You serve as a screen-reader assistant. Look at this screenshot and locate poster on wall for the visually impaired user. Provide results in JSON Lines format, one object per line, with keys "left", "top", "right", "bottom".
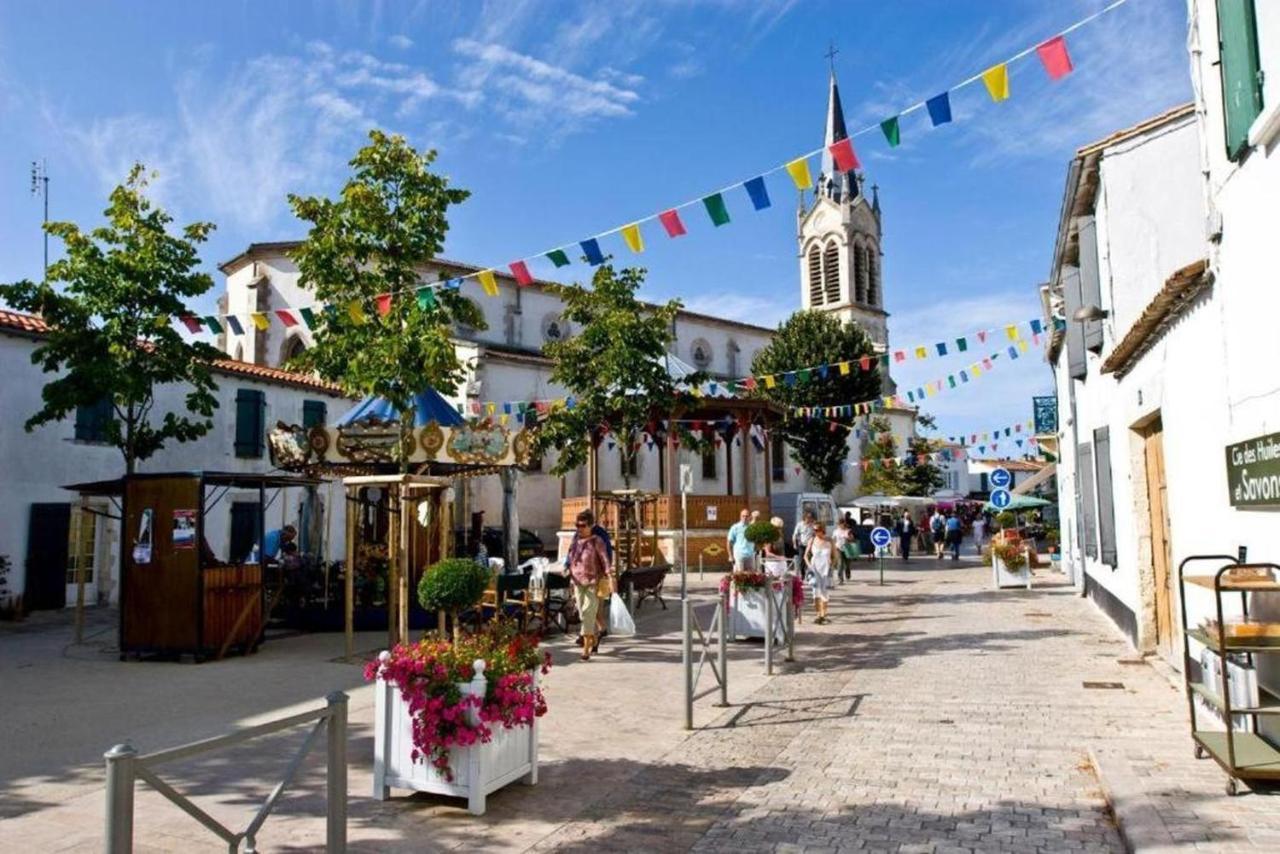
{"left": 1033, "top": 396, "right": 1058, "bottom": 434}
{"left": 132, "top": 509, "right": 153, "bottom": 564}
{"left": 705, "top": 505, "right": 718, "bottom": 522}
{"left": 172, "top": 509, "right": 197, "bottom": 550}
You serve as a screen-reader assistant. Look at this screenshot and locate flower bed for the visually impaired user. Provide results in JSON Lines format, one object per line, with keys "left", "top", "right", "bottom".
{"left": 370, "top": 621, "right": 550, "bottom": 815}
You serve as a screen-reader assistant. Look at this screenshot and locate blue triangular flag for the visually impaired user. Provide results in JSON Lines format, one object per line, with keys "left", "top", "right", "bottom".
{"left": 935, "top": 342, "right": 947, "bottom": 356}
{"left": 743, "top": 176, "right": 771, "bottom": 211}
{"left": 1030, "top": 318, "right": 1043, "bottom": 335}
{"left": 818, "top": 364, "right": 829, "bottom": 379}
{"left": 926, "top": 92, "right": 952, "bottom": 127}
{"left": 225, "top": 316, "right": 244, "bottom": 336}
{"left": 580, "top": 238, "right": 604, "bottom": 266}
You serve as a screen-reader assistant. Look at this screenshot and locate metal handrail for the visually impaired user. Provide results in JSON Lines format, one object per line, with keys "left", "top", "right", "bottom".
{"left": 683, "top": 594, "right": 729, "bottom": 729}
{"left": 104, "top": 692, "right": 348, "bottom": 854}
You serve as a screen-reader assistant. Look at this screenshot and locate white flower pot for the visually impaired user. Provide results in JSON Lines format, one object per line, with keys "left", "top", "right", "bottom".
{"left": 992, "top": 555, "right": 1031, "bottom": 590}
{"left": 729, "top": 587, "right": 787, "bottom": 642}
{"left": 373, "top": 656, "right": 539, "bottom": 815}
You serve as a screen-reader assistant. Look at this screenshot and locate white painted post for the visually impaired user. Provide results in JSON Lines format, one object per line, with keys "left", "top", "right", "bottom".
{"left": 523, "top": 668, "right": 539, "bottom": 786}
{"left": 372, "top": 652, "right": 390, "bottom": 801}
{"left": 716, "top": 592, "right": 729, "bottom": 708}
{"left": 764, "top": 583, "right": 775, "bottom": 675}
{"left": 466, "top": 660, "right": 487, "bottom": 816}
{"left": 785, "top": 578, "right": 796, "bottom": 663}
{"left": 104, "top": 743, "right": 137, "bottom": 854}
{"left": 326, "top": 691, "right": 348, "bottom": 853}
{"left": 682, "top": 598, "right": 693, "bottom": 730}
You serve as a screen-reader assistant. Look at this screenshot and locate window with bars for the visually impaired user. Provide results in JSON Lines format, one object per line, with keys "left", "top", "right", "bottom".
{"left": 807, "top": 245, "right": 823, "bottom": 306}
{"left": 822, "top": 241, "right": 841, "bottom": 304}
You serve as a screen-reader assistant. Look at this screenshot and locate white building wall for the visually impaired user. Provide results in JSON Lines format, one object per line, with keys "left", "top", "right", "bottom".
{"left": 0, "top": 328, "right": 350, "bottom": 610}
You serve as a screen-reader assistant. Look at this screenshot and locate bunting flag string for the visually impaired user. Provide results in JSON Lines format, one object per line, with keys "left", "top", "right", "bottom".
{"left": 160, "top": 2, "right": 1128, "bottom": 336}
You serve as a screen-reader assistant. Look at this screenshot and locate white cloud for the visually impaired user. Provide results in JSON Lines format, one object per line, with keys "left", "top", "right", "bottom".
{"left": 388, "top": 34, "right": 414, "bottom": 50}
{"left": 678, "top": 292, "right": 791, "bottom": 329}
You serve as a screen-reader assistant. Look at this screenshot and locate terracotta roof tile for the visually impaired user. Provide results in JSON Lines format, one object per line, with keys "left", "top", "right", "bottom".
{"left": 1, "top": 307, "right": 345, "bottom": 395}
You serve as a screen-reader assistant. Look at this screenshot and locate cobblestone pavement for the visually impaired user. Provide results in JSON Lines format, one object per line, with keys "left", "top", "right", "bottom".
{"left": 3, "top": 559, "right": 1279, "bottom": 852}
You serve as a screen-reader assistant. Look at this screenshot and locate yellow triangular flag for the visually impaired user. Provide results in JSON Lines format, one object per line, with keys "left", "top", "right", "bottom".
{"left": 838, "top": 361, "right": 850, "bottom": 376}
{"left": 1005, "top": 324, "right": 1020, "bottom": 341}
{"left": 1018, "top": 340, "right": 1029, "bottom": 353}
{"left": 764, "top": 375, "right": 777, "bottom": 389}
{"left": 972, "top": 364, "right": 982, "bottom": 377}
{"left": 500, "top": 414, "right": 509, "bottom": 426}
{"left": 477, "top": 270, "right": 498, "bottom": 296}
{"left": 981, "top": 64, "right": 1010, "bottom": 102}
{"left": 155, "top": 315, "right": 170, "bottom": 329}
{"left": 347, "top": 302, "right": 366, "bottom": 324}
{"left": 924, "top": 385, "right": 935, "bottom": 397}
{"left": 485, "top": 403, "right": 496, "bottom": 416}
{"left": 622, "top": 223, "right": 644, "bottom": 253}
{"left": 251, "top": 312, "right": 271, "bottom": 331}
{"left": 784, "top": 157, "right": 813, "bottom": 190}
{"left": 914, "top": 346, "right": 927, "bottom": 360}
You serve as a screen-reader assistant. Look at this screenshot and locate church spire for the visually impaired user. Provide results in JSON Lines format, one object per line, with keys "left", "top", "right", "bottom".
{"left": 819, "top": 57, "right": 853, "bottom": 201}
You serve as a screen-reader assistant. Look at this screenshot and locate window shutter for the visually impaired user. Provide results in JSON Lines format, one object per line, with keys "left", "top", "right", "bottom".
{"left": 75, "top": 398, "right": 113, "bottom": 442}
{"left": 1093, "top": 427, "right": 1118, "bottom": 566}
{"left": 1078, "top": 443, "right": 1098, "bottom": 559}
{"left": 823, "top": 241, "right": 840, "bottom": 304}
{"left": 74, "top": 404, "right": 92, "bottom": 441}
{"left": 1077, "top": 217, "right": 1104, "bottom": 352}
{"left": 1062, "top": 266, "right": 1087, "bottom": 380}
{"left": 302, "top": 400, "right": 327, "bottom": 430}
{"left": 807, "top": 246, "right": 823, "bottom": 306}
{"left": 235, "top": 389, "right": 265, "bottom": 458}
{"left": 1217, "top": 0, "right": 1263, "bottom": 160}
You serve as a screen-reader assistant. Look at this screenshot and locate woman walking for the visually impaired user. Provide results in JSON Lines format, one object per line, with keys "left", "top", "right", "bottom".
{"left": 805, "top": 523, "right": 835, "bottom": 624}
{"left": 566, "top": 511, "right": 613, "bottom": 661}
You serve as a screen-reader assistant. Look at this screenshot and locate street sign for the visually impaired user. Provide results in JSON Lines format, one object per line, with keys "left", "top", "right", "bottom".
{"left": 990, "top": 488, "right": 1012, "bottom": 510}
{"left": 989, "top": 467, "right": 1012, "bottom": 489}
{"left": 870, "top": 526, "right": 892, "bottom": 549}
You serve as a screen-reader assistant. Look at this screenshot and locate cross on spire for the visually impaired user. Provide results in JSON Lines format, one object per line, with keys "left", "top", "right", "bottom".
{"left": 825, "top": 41, "right": 839, "bottom": 75}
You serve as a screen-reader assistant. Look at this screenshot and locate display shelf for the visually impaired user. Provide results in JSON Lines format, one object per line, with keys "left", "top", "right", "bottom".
{"left": 1184, "top": 575, "right": 1280, "bottom": 592}
{"left": 1192, "top": 731, "right": 1280, "bottom": 776}
{"left": 1186, "top": 628, "right": 1280, "bottom": 654}
{"left": 1188, "top": 680, "right": 1280, "bottom": 716}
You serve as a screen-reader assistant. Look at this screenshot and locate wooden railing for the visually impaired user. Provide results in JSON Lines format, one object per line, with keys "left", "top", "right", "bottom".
{"left": 560, "top": 495, "right": 769, "bottom": 530}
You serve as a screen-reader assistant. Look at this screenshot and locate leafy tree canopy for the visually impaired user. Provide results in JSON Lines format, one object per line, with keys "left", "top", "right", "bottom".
{"left": 0, "top": 164, "right": 220, "bottom": 474}
{"left": 533, "top": 263, "right": 694, "bottom": 486}
{"left": 288, "top": 130, "right": 485, "bottom": 462}
{"left": 752, "top": 311, "right": 880, "bottom": 492}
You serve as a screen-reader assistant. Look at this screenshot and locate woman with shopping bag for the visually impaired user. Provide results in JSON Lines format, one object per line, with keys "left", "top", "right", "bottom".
{"left": 566, "top": 511, "right": 614, "bottom": 661}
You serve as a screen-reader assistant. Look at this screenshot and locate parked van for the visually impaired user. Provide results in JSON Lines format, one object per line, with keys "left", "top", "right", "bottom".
{"left": 769, "top": 492, "right": 838, "bottom": 556}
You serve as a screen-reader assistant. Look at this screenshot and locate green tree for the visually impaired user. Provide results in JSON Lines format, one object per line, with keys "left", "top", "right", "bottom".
{"left": 533, "top": 263, "right": 692, "bottom": 487}
{"left": 857, "top": 415, "right": 904, "bottom": 495}
{"left": 0, "top": 165, "right": 219, "bottom": 475}
{"left": 752, "top": 311, "right": 880, "bottom": 491}
{"left": 901, "top": 436, "right": 945, "bottom": 496}
{"left": 288, "top": 130, "right": 484, "bottom": 469}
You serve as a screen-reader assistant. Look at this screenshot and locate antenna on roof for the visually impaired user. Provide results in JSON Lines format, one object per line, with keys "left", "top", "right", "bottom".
{"left": 30, "top": 159, "right": 50, "bottom": 281}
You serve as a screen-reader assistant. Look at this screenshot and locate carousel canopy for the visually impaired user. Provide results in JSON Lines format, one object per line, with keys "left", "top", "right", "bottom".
{"left": 337, "top": 388, "right": 463, "bottom": 428}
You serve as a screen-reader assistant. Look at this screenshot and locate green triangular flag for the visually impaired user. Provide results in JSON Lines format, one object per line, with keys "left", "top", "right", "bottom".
{"left": 203, "top": 316, "right": 223, "bottom": 334}
{"left": 797, "top": 368, "right": 811, "bottom": 384}
{"left": 417, "top": 287, "right": 436, "bottom": 310}
{"left": 881, "top": 116, "right": 901, "bottom": 148}
{"left": 299, "top": 307, "right": 317, "bottom": 329}
{"left": 956, "top": 337, "right": 968, "bottom": 352}
{"left": 702, "top": 193, "right": 730, "bottom": 227}
{"left": 880, "top": 353, "right": 890, "bottom": 367}
{"left": 546, "top": 249, "right": 571, "bottom": 268}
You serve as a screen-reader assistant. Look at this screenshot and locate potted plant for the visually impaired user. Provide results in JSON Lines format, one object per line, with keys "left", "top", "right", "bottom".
{"left": 744, "top": 520, "right": 780, "bottom": 561}
{"left": 418, "top": 557, "right": 491, "bottom": 642}
{"left": 991, "top": 541, "right": 1031, "bottom": 589}
{"left": 370, "top": 619, "right": 550, "bottom": 815}
{"left": 720, "top": 570, "right": 787, "bottom": 641}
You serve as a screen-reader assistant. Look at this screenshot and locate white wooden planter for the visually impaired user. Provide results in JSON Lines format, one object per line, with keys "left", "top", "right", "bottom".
{"left": 729, "top": 587, "right": 786, "bottom": 642}
{"left": 373, "top": 654, "right": 538, "bottom": 815}
{"left": 992, "top": 555, "right": 1032, "bottom": 590}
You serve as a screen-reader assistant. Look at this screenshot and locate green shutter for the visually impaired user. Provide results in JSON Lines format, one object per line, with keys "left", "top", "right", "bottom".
{"left": 302, "top": 400, "right": 327, "bottom": 429}
{"left": 75, "top": 398, "right": 113, "bottom": 443}
{"left": 235, "top": 389, "right": 265, "bottom": 458}
{"left": 1217, "top": 0, "right": 1264, "bottom": 160}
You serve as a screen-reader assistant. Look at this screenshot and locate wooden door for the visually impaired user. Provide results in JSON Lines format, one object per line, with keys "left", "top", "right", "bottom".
{"left": 25, "top": 504, "right": 70, "bottom": 611}
{"left": 1144, "top": 425, "right": 1174, "bottom": 657}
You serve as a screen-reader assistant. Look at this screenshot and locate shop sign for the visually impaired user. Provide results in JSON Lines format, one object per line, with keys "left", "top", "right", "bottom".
{"left": 1226, "top": 431, "right": 1280, "bottom": 507}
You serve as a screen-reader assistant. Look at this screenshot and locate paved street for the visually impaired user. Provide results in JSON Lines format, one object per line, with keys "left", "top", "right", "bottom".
{"left": 3, "top": 558, "right": 1278, "bottom": 852}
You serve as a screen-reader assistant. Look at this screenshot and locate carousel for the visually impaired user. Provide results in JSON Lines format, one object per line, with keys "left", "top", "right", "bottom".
{"left": 269, "top": 387, "right": 534, "bottom": 659}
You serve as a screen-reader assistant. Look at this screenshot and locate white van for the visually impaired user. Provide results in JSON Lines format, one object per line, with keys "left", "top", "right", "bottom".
{"left": 769, "top": 492, "right": 838, "bottom": 556}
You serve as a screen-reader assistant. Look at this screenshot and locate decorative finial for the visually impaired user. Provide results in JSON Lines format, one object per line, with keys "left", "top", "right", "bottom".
{"left": 825, "top": 42, "right": 839, "bottom": 75}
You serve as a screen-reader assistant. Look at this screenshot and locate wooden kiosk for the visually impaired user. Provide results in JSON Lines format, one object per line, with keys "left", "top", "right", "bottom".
{"left": 65, "top": 471, "right": 319, "bottom": 661}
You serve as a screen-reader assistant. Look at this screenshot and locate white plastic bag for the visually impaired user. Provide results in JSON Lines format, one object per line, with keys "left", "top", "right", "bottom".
{"left": 608, "top": 592, "right": 636, "bottom": 636}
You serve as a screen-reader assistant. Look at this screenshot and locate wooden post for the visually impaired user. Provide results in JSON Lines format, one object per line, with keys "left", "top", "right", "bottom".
{"left": 500, "top": 468, "right": 520, "bottom": 574}
{"left": 763, "top": 421, "right": 773, "bottom": 501}
{"left": 398, "top": 485, "right": 411, "bottom": 645}
{"left": 740, "top": 421, "right": 752, "bottom": 505}
{"left": 387, "top": 484, "right": 401, "bottom": 650}
{"left": 725, "top": 433, "right": 734, "bottom": 496}
{"left": 344, "top": 485, "right": 356, "bottom": 662}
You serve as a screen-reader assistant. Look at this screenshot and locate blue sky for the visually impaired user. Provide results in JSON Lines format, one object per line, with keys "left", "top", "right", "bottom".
{"left": 0, "top": 0, "right": 1191, "bottom": 447}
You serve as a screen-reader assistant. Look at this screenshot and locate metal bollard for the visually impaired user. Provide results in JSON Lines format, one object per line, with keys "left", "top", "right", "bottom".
{"left": 682, "top": 598, "right": 693, "bottom": 730}
{"left": 764, "top": 580, "right": 775, "bottom": 675}
{"left": 785, "top": 582, "right": 796, "bottom": 663}
{"left": 326, "top": 691, "right": 348, "bottom": 853}
{"left": 716, "top": 593, "right": 729, "bottom": 707}
{"left": 104, "top": 743, "right": 137, "bottom": 854}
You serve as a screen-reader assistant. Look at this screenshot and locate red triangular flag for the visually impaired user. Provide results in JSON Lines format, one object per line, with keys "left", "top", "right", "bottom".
{"left": 179, "top": 315, "right": 202, "bottom": 333}
{"left": 828, "top": 138, "right": 860, "bottom": 172}
{"left": 977, "top": 330, "right": 987, "bottom": 343}
{"left": 859, "top": 355, "right": 871, "bottom": 371}
{"left": 1036, "top": 36, "right": 1073, "bottom": 81}
{"left": 375, "top": 294, "right": 393, "bottom": 316}
{"left": 275, "top": 309, "right": 298, "bottom": 328}
{"left": 658, "top": 209, "right": 687, "bottom": 238}
{"left": 509, "top": 261, "right": 533, "bottom": 286}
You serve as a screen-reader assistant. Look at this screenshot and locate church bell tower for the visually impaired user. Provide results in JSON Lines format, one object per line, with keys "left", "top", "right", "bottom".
{"left": 797, "top": 68, "right": 888, "bottom": 353}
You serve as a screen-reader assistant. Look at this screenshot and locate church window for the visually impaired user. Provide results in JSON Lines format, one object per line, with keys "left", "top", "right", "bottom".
{"left": 822, "top": 241, "right": 840, "bottom": 304}
{"left": 853, "top": 245, "right": 866, "bottom": 303}
{"left": 807, "top": 245, "right": 823, "bottom": 306}
{"left": 281, "top": 334, "right": 307, "bottom": 365}
{"left": 868, "top": 251, "right": 880, "bottom": 306}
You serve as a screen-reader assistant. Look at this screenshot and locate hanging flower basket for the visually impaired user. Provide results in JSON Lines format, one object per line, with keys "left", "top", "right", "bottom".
{"left": 370, "top": 621, "right": 550, "bottom": 815}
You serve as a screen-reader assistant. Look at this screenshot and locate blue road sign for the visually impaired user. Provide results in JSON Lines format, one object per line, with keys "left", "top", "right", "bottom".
{"left": 870, "top": 526, "right": 893, "bottom": 549}
{"left": 989, "top": 467, "right": 1012, "bottom": 489}
{"left": 990, "top": 488, "right": 1012, "bottom": 510}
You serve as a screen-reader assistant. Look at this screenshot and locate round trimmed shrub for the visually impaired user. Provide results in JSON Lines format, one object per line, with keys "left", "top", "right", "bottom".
{"left": 744, "top": 521, "right": 780, "bottom": 549}
{"left": 418, "top": 558, "right": 491, "bottom": 614}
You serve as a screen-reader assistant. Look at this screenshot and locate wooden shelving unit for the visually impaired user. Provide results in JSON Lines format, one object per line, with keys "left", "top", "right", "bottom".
{"left": 1178, "top": 557, "right": 1280, "bottom": 795}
